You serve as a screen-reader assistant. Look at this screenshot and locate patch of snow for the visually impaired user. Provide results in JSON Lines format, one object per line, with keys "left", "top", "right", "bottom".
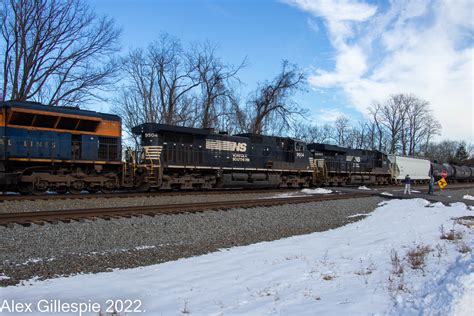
{"left": 347, "top": 213, "right": 371, "bottom": 218}
{"left": 452, "top": 268, "right": 474, "bottom": 316}
{"left": 358, "top": 186, "right": 371, "bottom": 190}
{"left": 1, "top": 199, "right": 472, "bottom": 315}
{"left": 268, "top": 192, "right": 306, "bottom": 199}
{"left": 381, "top": 192, "right": 394, "bottom": 196}
{"left": 463, "top": 195, "right": 474, "bottom": 201}
{"left": 270, "top": 188, "right": 332, "bottom": 199}
{"left": 134, "top": 245, "right": 156, "bottom": 250}
{"left": 394, "top": 253, "right": 474, "bottom": 315}
{"left": 0, "top": 273, "right": 10, "bottom": 280}
{"left": 301, "top": 188, "right": 332, "bottom": 194}
{"left": 19, "top": 258, "right": 44, "bottom": 265}
{"left": 411, "top": 190, "right": 421, "bottom": 193}
{"left": 0, "top": 191, "right": 20, "bottom": 195}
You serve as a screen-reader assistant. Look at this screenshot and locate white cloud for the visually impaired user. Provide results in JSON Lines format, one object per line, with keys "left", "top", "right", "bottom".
{"left": 286, "top": 0, "right": 377, "bottom": 22}
{"left": 314, "top": 108, "right": 346, "bottom": 122}
{"left": 306, "top": 17, "right": 319, "bottom": 33}
{"left": 289, "top": 0, "right": 474, "bottom": 141}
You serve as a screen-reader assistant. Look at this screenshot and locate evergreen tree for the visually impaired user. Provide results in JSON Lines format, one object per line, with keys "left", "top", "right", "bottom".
{"left": 454, "top": 142, "right": 469, "bottom": 164}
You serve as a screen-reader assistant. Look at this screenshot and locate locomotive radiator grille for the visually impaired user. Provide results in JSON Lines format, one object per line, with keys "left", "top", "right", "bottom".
{"left": 144, "top": 146, "right": 163, "bottom": 160}
{"left": 309, "top": 157, "right": 324, "bottom": 169}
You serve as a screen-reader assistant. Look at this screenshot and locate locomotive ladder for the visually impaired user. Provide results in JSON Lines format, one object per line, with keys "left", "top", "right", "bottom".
{"left": 144, "top": 146, "right": 162, "bottom": 186}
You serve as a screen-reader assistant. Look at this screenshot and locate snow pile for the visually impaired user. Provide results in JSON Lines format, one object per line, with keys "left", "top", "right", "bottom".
{"left": 381, "top": 191, "right": 394, "bottom": 196}
{"left": 358, "top": 186, "right": 371, "bottom": 190}
{"left": 271, "top": 188, "right": 332, "bottom": 199}
{"left": 463, "top": 195, "right": 474, "bottom": 201}
{"left": 269, "top": 192, "right": 305, "bottom": 199}
{"left": 1, "top": 199, "right": 472, "bottom": 315}
{"left": 301, "top": 188, "right": 332, "bottom": 194}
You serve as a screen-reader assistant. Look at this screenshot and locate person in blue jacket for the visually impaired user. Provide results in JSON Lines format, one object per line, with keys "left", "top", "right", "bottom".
{"left": 428, "top": 175, "right": 434, "bottom": 195}
{"left": 404, "top": 174, "right": 411, "bottom": 195}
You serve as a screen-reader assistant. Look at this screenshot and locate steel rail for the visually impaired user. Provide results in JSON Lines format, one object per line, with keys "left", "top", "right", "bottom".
{"left": 2, "top": 183, "right": 472, "bottom": 202}
{"left": 0, "top": 193, "right": 373, "bottom": 227}
{"left": 0, "top": 188, "right": 301, "bottom": 202}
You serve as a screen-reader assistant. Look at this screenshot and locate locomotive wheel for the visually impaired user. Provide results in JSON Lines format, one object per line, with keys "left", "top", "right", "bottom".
{"left": 18, "top": 183, "right": 33, "bottom": 195}
{"left": 100, "top": 181, "right": 116, "bottom": 194}
{"left": 69, "top": 181, "right": 85, "bottom": 195}
{"left": 32, "top": 181, "right": 48, "bottom": 195}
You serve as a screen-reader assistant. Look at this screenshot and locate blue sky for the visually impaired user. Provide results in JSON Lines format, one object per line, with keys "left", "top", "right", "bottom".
{"left": 89, "top": 0, "right": 473, "bottom": 141}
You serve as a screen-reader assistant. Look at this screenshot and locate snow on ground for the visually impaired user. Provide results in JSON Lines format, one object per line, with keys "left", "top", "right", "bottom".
{"left": 463, "top": 194, "right": 474, "bottom": 201}
{"left": 271, "top": 188, "right": 333, "bottom": 198}
{"left": 301, "top": 188, "right": 332, "bottom": 194}
{"left": 381, "top": 191, "right": 394, "bottom": 196}
{"left": 1, "top": 199, "right": 473, "bottom": 316}
{"left": 358, "top": 186, "right": 371, "bottom": 190}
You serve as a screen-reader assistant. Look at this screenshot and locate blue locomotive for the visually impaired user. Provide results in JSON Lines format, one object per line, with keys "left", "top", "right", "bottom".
{"left": 0, "top": 101, "right": 122, "bottom": 194}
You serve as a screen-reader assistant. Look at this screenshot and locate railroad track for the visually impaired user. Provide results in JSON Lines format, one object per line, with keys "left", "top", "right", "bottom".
{"left": 0, "top": 192, "right": 372, "bottom": 227}
{"left": 0, "top": 188, "right": 301, "bottom": 202}
{"left": 1, "top": 183, "right": 472, "bottom": 203}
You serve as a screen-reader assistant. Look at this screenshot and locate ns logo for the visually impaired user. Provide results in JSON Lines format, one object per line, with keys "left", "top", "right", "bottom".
{"left": 233, "top": 142, "right": 247, "bottom": 152}
{"left": 206, "top": 139, "right": 248, "bottom": 152}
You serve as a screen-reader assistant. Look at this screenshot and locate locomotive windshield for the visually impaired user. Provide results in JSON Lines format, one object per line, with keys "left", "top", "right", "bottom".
{"left": 296, "top": 143, "right": 304, "bottom": 152}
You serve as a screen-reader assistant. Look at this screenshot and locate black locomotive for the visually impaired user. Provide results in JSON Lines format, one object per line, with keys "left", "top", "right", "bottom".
{"left": 131, "top": 123, "right": 315, "bottom": 189}
{"left": 307, "top": 143, "right": 392, "bottom": 185}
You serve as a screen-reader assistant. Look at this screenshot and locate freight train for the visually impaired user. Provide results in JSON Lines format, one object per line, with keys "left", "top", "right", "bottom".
{"left": 0, "top": 101, "right": 472, "bottom": 194}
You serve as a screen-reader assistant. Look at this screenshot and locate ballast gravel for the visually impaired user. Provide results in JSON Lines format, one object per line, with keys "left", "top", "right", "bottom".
{"left": 0, "top": 196, "right": 384, "bottom": 286}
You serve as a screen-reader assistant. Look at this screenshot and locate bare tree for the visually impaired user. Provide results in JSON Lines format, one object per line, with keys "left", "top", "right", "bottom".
{"left": 401, "top": 95, "right": 437, "bottom": 155}
{"left": 117, "top": 33, "right": 200, "bottom": 128}
{"left": 418, "top": 109, "right": 441, "bottom": 154}
{"left": 369, "top": 94, "right": 441, "bottom": 156}
{"left": 424, "top": 140, "right": 460, "bottom": 163}
{"left": 368, "top": 103, "right": 386, "bottom": 152}
{"left": 374, "top": 95, "right": 408, "bottom": 154}
{"left": 355, "top": 121, "right": 369, "bottom": 149}
{"left": 0, "top": 0, "right": 121, "bottom": 106}
{"left": 191, "top": 41, "right": 245, "bottom": 128}
{"left": 116, "top": 33, "right": 247, "bottom": 139}
{"left": 292, "top": 123, "right": 334, "bottom": 144}
{"left": 334, "top": 115, "right": 350, "bottom": 146}
{"left": 245, "top": 60, "right": 306, "bottom": 134}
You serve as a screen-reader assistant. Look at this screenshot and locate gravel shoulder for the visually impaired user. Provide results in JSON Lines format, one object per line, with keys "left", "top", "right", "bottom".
{"left": 0, "top": 196, "right": 383, "bottom": 286}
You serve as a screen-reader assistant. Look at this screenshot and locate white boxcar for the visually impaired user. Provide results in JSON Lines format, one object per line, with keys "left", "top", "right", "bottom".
{"left": 388, "top": 155, "right": 431, "bottom": 181}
